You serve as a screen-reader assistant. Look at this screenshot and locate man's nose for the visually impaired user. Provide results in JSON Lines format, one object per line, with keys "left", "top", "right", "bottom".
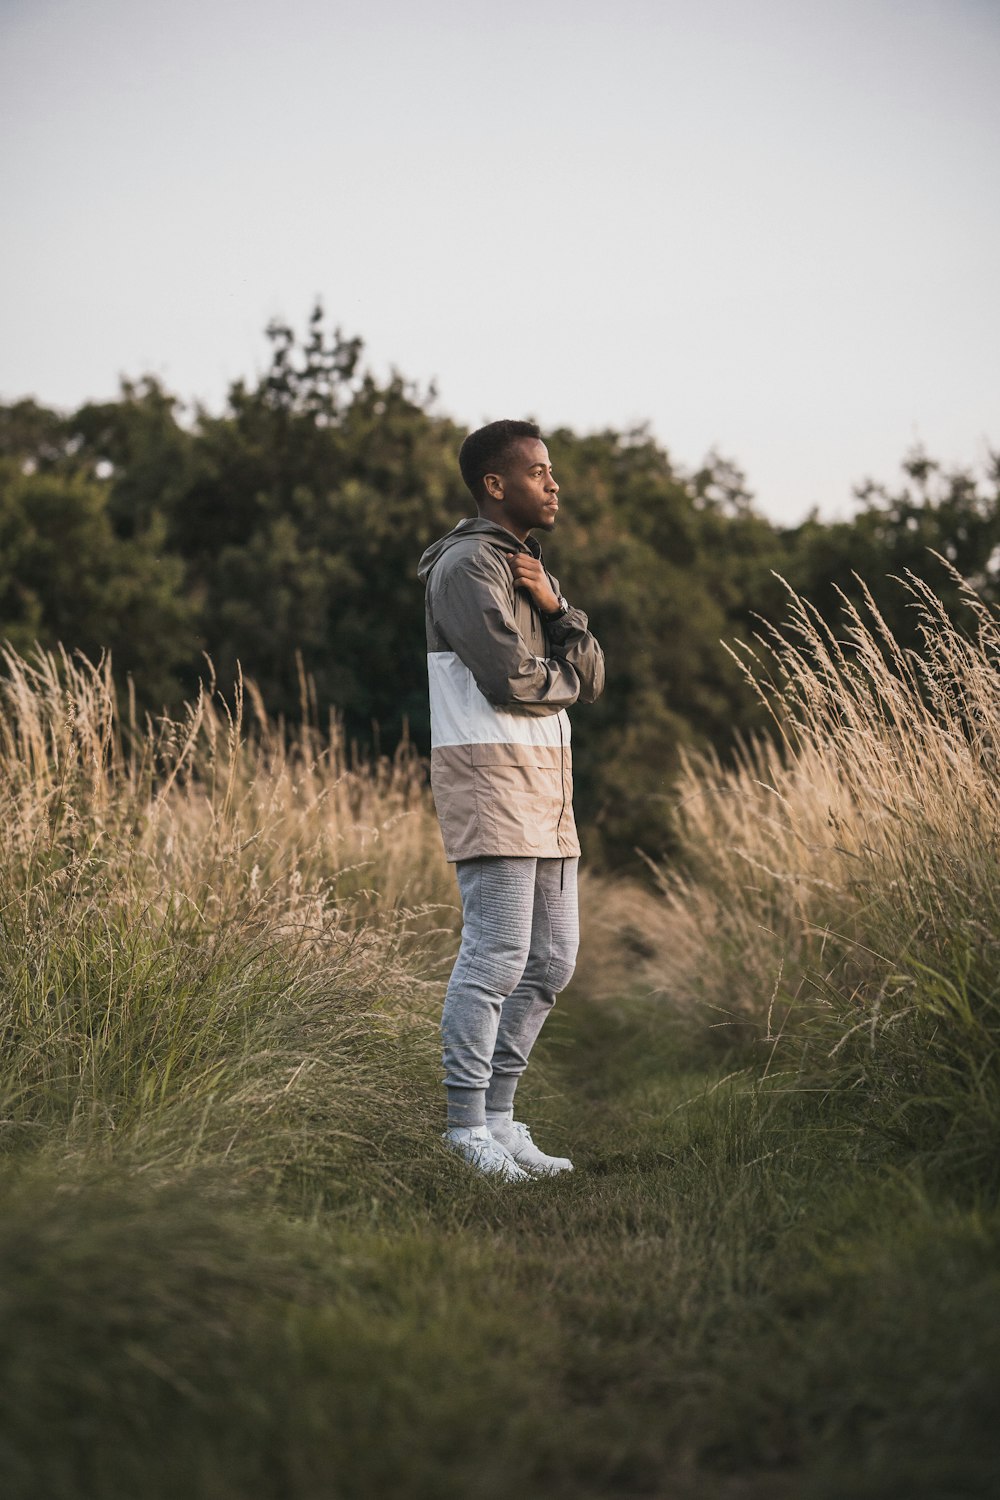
{"left": 547, "top": 474, "right": 559, "bottom": 492}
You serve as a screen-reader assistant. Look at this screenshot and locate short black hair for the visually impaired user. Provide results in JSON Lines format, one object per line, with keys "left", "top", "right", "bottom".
{"left": 458, "top": 419, "right": 541, "bottom": 505}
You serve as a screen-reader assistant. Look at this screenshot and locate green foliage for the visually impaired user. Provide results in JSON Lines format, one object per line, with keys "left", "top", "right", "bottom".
{"left": 542, "top": 428, "right": 755, "bottom": 855}
{"left": 0, "top": 458, "right": 195, "bottom": 705}
{"left": 783, "top": 450, "right": 1000, "bottom": 650}
{"left": 3, "top": 307, "right": 998, "bottom": 865}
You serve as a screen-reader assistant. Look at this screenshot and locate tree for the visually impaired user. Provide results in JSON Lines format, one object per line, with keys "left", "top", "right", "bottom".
{"left": 0, "top": 460, "right": 195, "bottom": 705}
{"left": 2, "top": 307, "right": 996, "bottom": 869}
{"left": 782, "top": 449, "right": 1000, "bottom": 652}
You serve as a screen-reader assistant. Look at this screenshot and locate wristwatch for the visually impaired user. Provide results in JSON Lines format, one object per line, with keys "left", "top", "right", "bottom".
{"left": 543, "top": 595, "right": 569, "bottom": 622}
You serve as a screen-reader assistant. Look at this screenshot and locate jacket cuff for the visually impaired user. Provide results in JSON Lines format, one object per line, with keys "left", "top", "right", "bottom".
{"left": 545, "top": 605, "right": 589, "bottom": 642}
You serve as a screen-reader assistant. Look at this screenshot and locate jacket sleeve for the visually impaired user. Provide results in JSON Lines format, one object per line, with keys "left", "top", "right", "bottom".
{"left": 433, "top": 550, "right": 581, "bottom": 716}
{"left": 545, "top": 599, "right": 606, "bottom": 705}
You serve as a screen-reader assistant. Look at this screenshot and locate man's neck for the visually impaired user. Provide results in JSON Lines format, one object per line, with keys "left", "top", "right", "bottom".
{"left": 477, "top": 506, "right": 529, "bottom": 544}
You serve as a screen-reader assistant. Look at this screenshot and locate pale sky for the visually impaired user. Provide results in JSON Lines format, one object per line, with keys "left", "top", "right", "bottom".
{"left": 1, "top": 0, "right": 998, "bottom": 523}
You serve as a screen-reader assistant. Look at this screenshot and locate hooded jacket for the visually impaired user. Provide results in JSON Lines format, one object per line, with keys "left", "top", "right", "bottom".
{"left": 417, "top": 517, "right": 605, "bottom": 861}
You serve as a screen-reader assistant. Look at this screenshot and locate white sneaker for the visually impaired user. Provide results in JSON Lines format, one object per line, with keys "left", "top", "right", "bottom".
{"left": 487, "top": 1118, "right": 574, "bottom": 1176}
{"left": 442, "top": 1125, "right": 530, "bottom": 1182}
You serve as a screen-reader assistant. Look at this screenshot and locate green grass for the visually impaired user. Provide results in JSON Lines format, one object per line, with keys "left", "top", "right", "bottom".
{"left": 2, "top": 995, "right": 998, "bottom": 1500}
{"left": 2, "top": 639, "right": 999, "bottom": 1498}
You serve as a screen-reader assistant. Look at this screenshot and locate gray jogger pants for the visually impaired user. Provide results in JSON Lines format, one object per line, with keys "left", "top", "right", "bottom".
{"left": 441, "top": 856, "right": 580, "bottom": 1127}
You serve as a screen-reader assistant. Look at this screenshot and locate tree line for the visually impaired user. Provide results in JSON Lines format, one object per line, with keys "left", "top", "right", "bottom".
{"left": 2, "top": 304, "right": 998, "bottom": 866}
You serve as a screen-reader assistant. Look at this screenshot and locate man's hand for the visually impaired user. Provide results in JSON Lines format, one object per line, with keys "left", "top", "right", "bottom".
{"left": 508, "top": 554, "right": 561, "bottom": 615}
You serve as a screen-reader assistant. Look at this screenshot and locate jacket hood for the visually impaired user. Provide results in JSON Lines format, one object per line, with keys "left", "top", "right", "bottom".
{"left": 417, "top": 517, "right": 536, "bottom": 582}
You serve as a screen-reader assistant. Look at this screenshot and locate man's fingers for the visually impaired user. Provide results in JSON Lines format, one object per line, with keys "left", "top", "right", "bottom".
{"left": 508, "top": 557, "right": 549, "bottom": 606}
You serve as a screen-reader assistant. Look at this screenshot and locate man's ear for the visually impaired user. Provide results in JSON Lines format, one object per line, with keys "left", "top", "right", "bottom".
{"left": 483, "top": 471, "right": 504, "bottom": 502}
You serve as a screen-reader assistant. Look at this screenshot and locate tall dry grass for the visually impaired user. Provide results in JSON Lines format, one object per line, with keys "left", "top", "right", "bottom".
{"left": 0, "top": 646, "right": 455, "bottom": 1199}
{"left": 2, "top": 643, "right": 999, "bottom": 1500}
{"left": 645, "top": 565, "right": 1000, "bottom": 1179}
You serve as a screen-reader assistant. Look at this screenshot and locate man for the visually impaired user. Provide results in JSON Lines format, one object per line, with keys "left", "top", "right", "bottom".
{"left": 417, "top": 419, "right": 605, "bottom": 1181}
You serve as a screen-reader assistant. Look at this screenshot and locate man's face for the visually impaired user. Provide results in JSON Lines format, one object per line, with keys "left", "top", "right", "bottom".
{"left": 487, "top": 438, "right": 560, "bottom": 535}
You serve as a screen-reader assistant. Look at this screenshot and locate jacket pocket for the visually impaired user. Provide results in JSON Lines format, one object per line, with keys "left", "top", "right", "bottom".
{"left": 468, "top": 743, "right": 564, "bottom": 854}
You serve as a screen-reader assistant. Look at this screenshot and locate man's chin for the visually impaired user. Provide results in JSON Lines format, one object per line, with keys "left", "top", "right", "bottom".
{"left": 538, "top": 516, "right": 557, "bottom": 532}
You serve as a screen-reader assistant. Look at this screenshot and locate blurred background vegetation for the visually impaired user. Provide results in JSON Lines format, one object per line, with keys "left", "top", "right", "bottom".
{"left": 2, "top": 301, "right": 998, "bottom": 867}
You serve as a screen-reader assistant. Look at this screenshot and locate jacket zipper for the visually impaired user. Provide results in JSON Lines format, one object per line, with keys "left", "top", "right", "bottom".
{"left": 543, "top": 563, "right": 568, "bottom": 892}
{"left": 556, "top": 697, "right": 566, "bottom": 890}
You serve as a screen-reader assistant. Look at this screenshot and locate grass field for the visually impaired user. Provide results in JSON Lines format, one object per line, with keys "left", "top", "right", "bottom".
{"left": 2, "top": 585, "right": 999, "bottom": 1499}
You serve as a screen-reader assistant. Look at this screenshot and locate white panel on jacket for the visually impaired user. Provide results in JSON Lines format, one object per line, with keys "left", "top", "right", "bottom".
{"left": 427, "top": 651, "right": 572, "bottom": 751}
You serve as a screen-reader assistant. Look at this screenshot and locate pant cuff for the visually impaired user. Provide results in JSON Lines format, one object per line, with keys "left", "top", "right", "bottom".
{"left": 446, "top": 1086, "right": 488, "bottom": 1128}
{"left": 484, "top": 1072, "right": 519, "bottom": 1116}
